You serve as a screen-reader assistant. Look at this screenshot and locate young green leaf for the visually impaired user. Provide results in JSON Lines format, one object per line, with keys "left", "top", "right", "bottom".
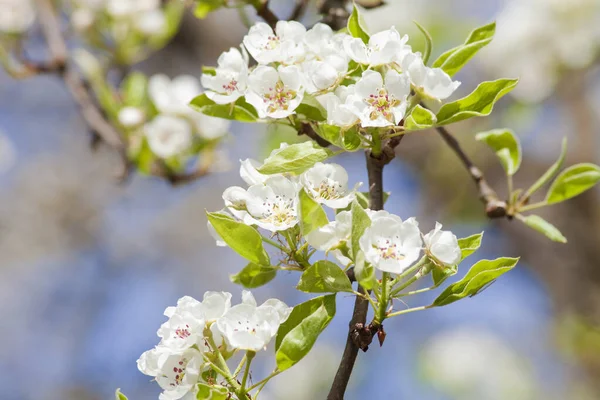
{"left": 196, "top": 383, "right": 229, "bottom": 400}
{"left": 518, "top": 214, "right": 567, "bottom": 243}
{"left": 354, "top": 250, "right": 376, "bottom": 290}
{"left": 475, "top": 129, "right": 522, "bottom": 175}
{"left": 206, "top": 212, "right": 270, "bottom": 266}
{"left": 351, "top": 200, "right": 371, "bottom": 257}
{"left": 347, "top": 4, "right": 370, "bottom": 44}
{"left": 432, "top": 257, "right": 519, "bottom": 307}
{"left": 545, "top": 163, "right": 600, "bottom": 205}
{"left": 299, "top": 189, "right": 329, "bottom": 235}
{"left": 190, "top": 94, "right": 258, "bottom": 122}
{"left": 257, "top": 141, "right": 334, "bottom": 175}
{"left": 297, "top": 260, "right": 353, "bottom": 293}
{"left": 231, "top": 263, "right": 277, "bottom": 288}
{"left": 296, "top": 94, "right": 327, "bottom": 122}
{"left": 457, "top": 232, "right": 484, "bottom": 260}
{"left": 432, "top": 22, "right": 496, "bottom": 76}
{"left": 522, "top": 137, "right": 567, "bottom": 201}
{"left": 432, "top": 264, "right": 457, "bottom": 286}
{"left": 121, "top": 72, "right": 148, "bottom": 107}
{"left": 275, "top": 295, "right": 336, "bottom": 371}
{"left": 342, "top": 126, "right": 362, "bottom": 151}
{"left": 115, "top": 389, "right": 128, "bottom": 400}
{"left": 194, "top": 0, "right": 224, "bottom": 19}
{"left": 316, "top": 124, "right": 343, "bottom": 147}
{"left": 404, "top": 105, "right": 437, "bottom": 131}
{"left": 436, "top": 78, "right": 518, "bottom": 126}
{"left": 413, "top": 21, "right": 433, "bottom": 65}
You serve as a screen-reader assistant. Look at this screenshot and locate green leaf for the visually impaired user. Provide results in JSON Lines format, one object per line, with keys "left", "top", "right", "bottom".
{"left": 299, "top": 189, "right": 329, "bottom": 236}
{"left": 475, "top": 129, "right": 521, "bottom": 175}
{"left": 436, "top": 78, "right": 518, "bottom": 125}
{"left": 546, "top": 163, "right": 600, "bottom": 205}
{"left": 432, "top": 264, "right": 457, "bottom": 286}
{"left": 342, "top": 126, "right": 362, "bottom": 151}
{"left": 351, "top": 200, "right": 371, "bottom": 258}
{"left": 404, "top": 105, "right": 437, "bottom": 131}
{"left": 354, "top": 250, "right": 376, "bottom": 290}
{"left": 519, "top": 214, "right": 567, "bottom": 243}
{"left": 275, "top": 295, "right": 336, "bottom": 371}
{"left": 432, "top": 22, "right": 496, "bottom": 76}
{"left": 522, "top": 137, "right": 567, "bottom": 200}
{"left": 196, "top": 383, "right": 229, "bottom": 400}
{"left": 257, "top": 141, "right": 334, "bottom": 175}
{"left": 121, "top": 72, "right": 148, "bottom": 107}
{"left": 296, "top": 94, "right": 327, "bottom": 122}
{"left": 457, "top": 232, "right": 484, "bottom": 260}
{"left": 194, "top": 0, "right": 224, "bottom": 19}
{"left": 231, "top": 263, "right": 277, "bottom": 288}
{"left": 206, "top": 212, "right": 270, "bottom": 266}
{"left": 432, "top": 257, "right": 519, "bottom": 307}
{"left": 190, "top": 94, "right": 258, "bottom": 122}
{"left": 347, "top": 4, "right": 370, "bottom": 44}
{"left": 315, "top": 124, "right": 342, "bottom": 146}
{"left": 115, "top": 389, "right": 128, "bottom": 400}
{"left": 413, "top": 21, "right": 433, "bottom": 65}
{"left": 297, "top": 260, "right": 353, "bottom": 293}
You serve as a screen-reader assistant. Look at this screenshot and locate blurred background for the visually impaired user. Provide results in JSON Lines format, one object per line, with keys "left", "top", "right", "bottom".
{"left": 1, "top": 0, "right": 600, "bottom": 399}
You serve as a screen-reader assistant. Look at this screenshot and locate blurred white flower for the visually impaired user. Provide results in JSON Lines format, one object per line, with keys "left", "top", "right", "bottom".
{"left": 106, "top": 0, "right": 160, "bottom": 17}
{"left": 0, "top": 0, "right": 35, "bottom": 34}
{"left": 243, "top": 21, "right": 306, "bottom": 64}
{"left": 135, "top": 9, "right": 166, "bottom": 35}
{"left": 423, "top": 222, "right": 461, "bottom": 266}
{"left": 144, "top": 115, "right": 192, "bottom": 159}
{"left": 149, "top": 74, "right": 201, "bottom": 116}
{"left": 245, "top": 65, "right": 305, "bottom": 119}
{"left": 201, "top": 47, "right": 249, "bottom": 105}
{"left": 300, "top": 162, "right": 360, "bottom": 209}
{"left": 118, "top": 106, "right": 146, "bottom": 128}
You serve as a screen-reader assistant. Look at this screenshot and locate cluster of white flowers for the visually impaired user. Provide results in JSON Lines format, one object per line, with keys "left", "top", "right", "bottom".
{"left": 138, "top": 291, "right": 291, "bottom": 400}
{"left": 201, "top": 21, "right": 460, "bottom": 127}
{"left": 118, "top": 74, "right": 230, "bottom": 159}
{"left": 70, "top": 0, "right": 167, "bottom": 35}
{"left": 218, "top": 147, "right": 361, "bottom": 233}
{"left": 0, "top": 0, "right": 35, "bottom": 34}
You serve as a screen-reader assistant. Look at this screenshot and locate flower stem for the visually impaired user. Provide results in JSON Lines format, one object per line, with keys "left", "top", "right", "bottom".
{"left": 262, "top": 236, "right": 288, "bottom": 252}
{"left": 518, "top": 201, "right": 548, "bottom": 212}
{"left": 386, "top": 305, "right": 430, "bottom": 318}
{"left": 239, "top": 351, "right": 256, "bottom": 398}
{"left": 376, "top": 272, "right": 390, "bottom": 323}
{"left": 247, "top": 369, "right": 282, "bottom": 392}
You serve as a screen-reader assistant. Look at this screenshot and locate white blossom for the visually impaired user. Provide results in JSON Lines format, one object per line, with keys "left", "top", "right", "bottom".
{"left": 106, "top": 0, "right": 160, "bottom": 17}
{"left": 402, "top": 52, "right": 461, "bottom": 101}
{"left": 201, "top": 47, "right": 249, "bottom": 105}
{"left": 144, "top": 115, "right": 192, "bottom": 159}
{"left": 344, "top": 27, "right": 409, "bottom": 66}
{"left": 359, "top": 215, "right": 422, "bottom": 274}
{"left": 317, "top": 86, "right": 359, "bottom": 128}
{"left": 240, "top": 158, "right": 268, "bottom": 185}
{"left": 0, "top": 0, "right": 35, "bottom": 34}
{"left": 243, "top": 175, "right": 300, "bottom": 232}
{"left": 118, "top": 106, "right": 146, "bottom": 128}
{"left": 306, "top": 210, "right": 351, "bottom": 251}
{"left": 423, "top": 222, "right": 461, "bottom": 266}
{"left": 190, "top": 112, "right": 230, "bottom": 140}
{"left": 216, "top": 291, "right": 291, "bottom": 352}
{"left": 242, "top": 21, "right": 306, "bottom": 64}
{"left": 301, "top": 162, "right": 360, "bottom": 209}
{"left": 345, "top": 70, "right": 411, "bottom": 127}
{"left": 135, "top": 9, "right": 166, "bottom": 35}
{"left": 149, "top": 74, "right": 201, "bottom": 116}
{"left": 245, "top": 65, "right": 305, "bottom": 119}
{"left": 302, "top": 24, "right": 350, "bottom": 93}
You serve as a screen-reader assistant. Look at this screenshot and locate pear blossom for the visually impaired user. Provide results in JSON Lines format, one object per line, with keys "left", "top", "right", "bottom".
{"left": 201, "top": 47, "right": 249, "bottom": 104}
{"left": 216, "top": 291, "right": 291, "bottom": 352}
{"left": 240, "top": 158, "right": 268, "bottom": 185}
{"left": 318, "top": 86, "right": 359, "bottom": 128}
{"left": 302, "top": 24, "right": 350, "bottom": 93}
{"left": 144, "top": 115, "right": 192, "bottom": 159}
{"left": 190, "top": 112, "right": 231, "bottom": 140}
{"left": 344, "top": 27, "right": 410, "bottom": 66}
{"left": 0, "top": 0, "right": 35, "bottom": 34}
{"left": 346, "top": 70, "right": 411, "bottom": 127}
{"left": 306, "top": 210, "right": 352, "bottom": 251}
{"left": 301, "top": 162, "right": 360, "bottom": 209}
{"left": 359, "top": 215, "right": 423, "bottom": 274}
{"left": 135, "top": 9, "right": 166, "bottom": 35}
{"left": 149, "top": 74, "right": 202, "bottom": 116}
{"left": 242, "top": 21, "right": 306, "bottom": 65}
{"left": 243, "top": 175, "right": 300, "bottom": 232}
{"left": 402, "top": 52, "right": 461, "bottom": 101}
{"left": 106, "top": 0, "right": 160, "bottom": 17}
{"left": 245, "top": 65, "right": 305, "bottom": 119}
{"left": 118, "top": 106, "right": 146, "bottom": 128}
{"left": 423, "top": 222, "right": 461, "bottom": 266}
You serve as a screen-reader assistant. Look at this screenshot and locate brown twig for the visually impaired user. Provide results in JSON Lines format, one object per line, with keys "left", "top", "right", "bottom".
{"left": 298, "top": 122, "right": 332, "bottom": 147}
{"left": 251, "top": 0, "right": 280, "bottom": 29}
{"left": 289, "top": 0, "right": 309, "bottom": 21}
{"left": 435, "top": 126, "right": 507, "bottom": 218}
{"left": 319, "top": 0, "right": 350, "bottom": 31}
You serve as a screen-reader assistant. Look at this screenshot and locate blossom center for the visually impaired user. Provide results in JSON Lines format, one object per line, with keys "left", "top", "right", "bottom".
{"left": 222, "top": 78, "right": 239, "bottom": 94}
{"left": 315, "top": 179, "right": 344, "bottom": 200}
{"left": 234, "top": 319, "right": 260, "bottom": 335}
{"left": 263, "top": 81, "right": 297, "bottom": 114}
{"left": 260, "top": 194, "right": 296, "bottom": 227}
{"left": 263, "top": 35, "right": 280, "bottom": 51}
{"left": 174, "top": 324, "right": 191, "bottom": 340}
{"left": 374, "top": 239, "right": 406, "bottom": 261}
{"left": 366, "top": 88, "right": 400, "bottom": 122}
{"left": 169, "top": 357, "right": 188, "bottom": 387}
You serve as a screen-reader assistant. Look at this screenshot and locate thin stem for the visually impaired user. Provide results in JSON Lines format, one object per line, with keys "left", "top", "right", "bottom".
{"left": 389, "top": 256, "right": 427, "bottom": 287}
{"left": 507, "top": 174, "right": 514, "bottom": 202}
{"left": 201, "top": 354, "right": 230, "bottom": 379}
{"left": 239, "top": 351, "right": 255, "bottom": 398}
{"left": 386, "top": 305, "right": 430, "bottom": 318}
{"left": 394, "top": 284, "right": 439, "bottom": 298}
{"left": 207, "top": 336, "right": 240, "bottom": 393}
{"left": 262, "top": 236, "right": 289, "bottom": 252}
{"left": 233, "top": 354, "right": 248, "bottom": 378}
{"left": 376, "top": 272, "right": 390, "bottom": 323}
{"left": 247, "top": 369, "right": 282, "bottom": 392}
{"left": 518, "top": 201, "right": 548, "bottom": 213}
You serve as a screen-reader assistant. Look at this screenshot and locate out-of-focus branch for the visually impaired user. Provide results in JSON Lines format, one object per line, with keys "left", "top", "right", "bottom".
{"left": 435, "top": 126, "right": 507, "bottom": 218}
{"left": 319, "top": 0, "right": 350, "bottom": 30}
{"left": 251, "top": 0, "right": 280, "bottom": 29}
{"left": 289, "top": 0, "right": 309, "bottom": 21}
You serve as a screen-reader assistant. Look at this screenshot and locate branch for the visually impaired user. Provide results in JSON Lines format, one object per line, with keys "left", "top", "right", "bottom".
{"left": 319, "top": 0, "right": 350, "bottom": 30}
{"left": 298, "top": 122, "right": 331, "bottom": 147}
{"left": 251, "top": 0, "right": 280, "bottom": 29}
{"left": 435, "top": 126, "right": 507, "bottom": 218}
{"left": 289, "top": 0, "right": 309, "bottom": 21}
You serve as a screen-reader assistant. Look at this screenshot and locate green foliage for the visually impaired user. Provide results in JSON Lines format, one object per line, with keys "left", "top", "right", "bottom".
{"left": 432, "top": 263, "right": 457, "bottom": 286}
{"left": 315, "top": 124, "right": 362, "bottom": 152}
{"left": 196, "top": 383, "right": 229, "bottom": 400}
{"left": 350, "top": 200, "right": 371, "bottom": 257}
{"left": 347, "top": 4, "right": 370, "bottom": 44}
{"left": 432, "top": 257, "right": 519, "bottom": 306}
{"left": 436, "top": 78, "right": 519, "bottom": 125}
{"left": 413, "top": 21, "right": 433, "bottom": 65}
{"left": 519, "top": 215, "right": 567, "bottom": 243}
{"left": 257, "top": 141, "right": 334, "bottom": 175}
{"left": 546, "top": 163, "right": 600, "bottom": 205}
{"left": 190, "top": 94, "right": 258, "bottom": 122}
{"left": 354, "top": 250, "right": 376, "bottom": 290}
{"left": 457, "top": 232, "right": 484, "bottom": 260}
{"left": 404, "top": 105, "right": 437, "bottom": 131}
{"left": 121, "top": 72, "right": 149, "bottom": 107}
{"left": 115, "top": 389, "right": 128, "bottom": 400}
{"left": 206, "top": 212, "right": 270, "bottom": 266}
{"left": 297, "top": 260, "right": 353, "bottom": 293}
{"left": 299, "top": 189, "right": 329, "bottom": 236}
{"left": 296, "top": 94, "right": 327, "bottom": 122}
{"left": 231, "top": 263, "right": 277, "bottom": 288}
{"left": 275, "top": 295, "right": 336, "bottom": 371}
{"left": 194, "top": 0, "right": 225, "bottom": 19}
{"left": 475, "top": 129, "right": 521, "bottom": 176}
{"left": 522, "top": 138, "right": 567, "bottom": 200}
{"left": 432, "top": 22, "right": 496, "bottom": 76}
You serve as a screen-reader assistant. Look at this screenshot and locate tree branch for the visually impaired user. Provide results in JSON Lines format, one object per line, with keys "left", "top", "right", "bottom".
{"left": 435, "top": 126, "right": 507, "bottom": 218}
{"left": 251, "top": 0, "right": 280, "bottom": 29}
{"left": 289, "top": 0, "right": 309, "bottom": 21}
